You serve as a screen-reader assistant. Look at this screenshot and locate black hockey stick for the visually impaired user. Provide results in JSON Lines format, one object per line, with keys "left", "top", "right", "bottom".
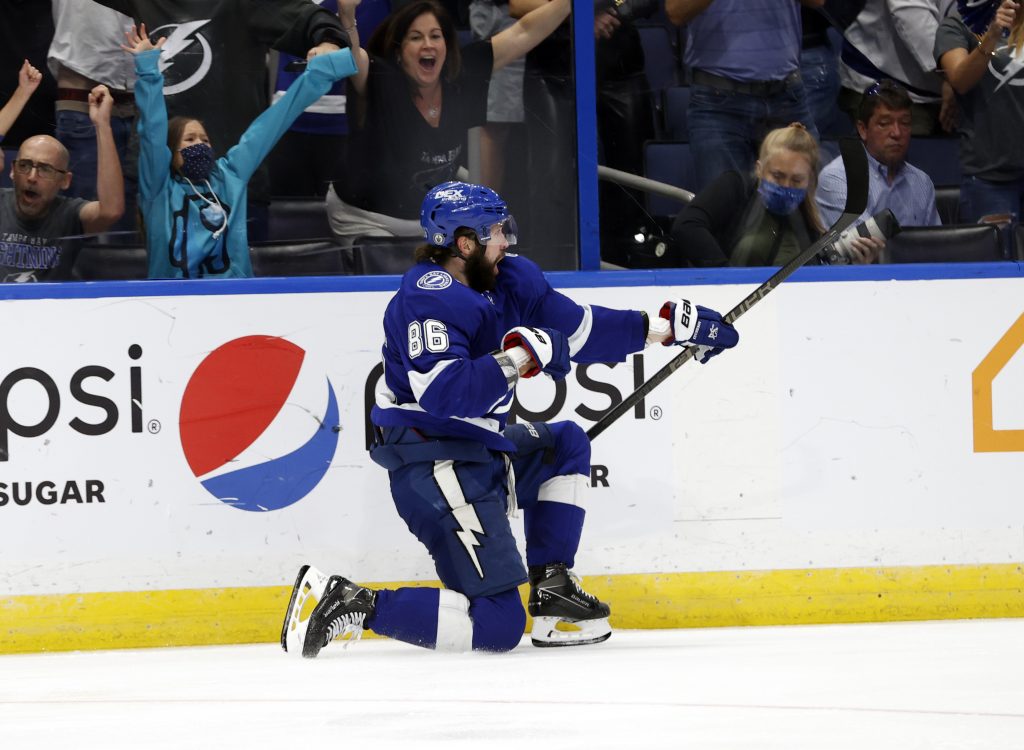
{"left": 586, "top": 136, "right": 869, "bottom": 442}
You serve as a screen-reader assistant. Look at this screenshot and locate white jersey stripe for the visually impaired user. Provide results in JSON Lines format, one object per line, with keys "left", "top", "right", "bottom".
{"left": 376, "top": 377, "right": 505, "bottom": 435}
{"left": 408, "top": 358, "right": 456, "bottom": 401}
{"left": 567, "top": 304, "right": 594, "bottom": 356}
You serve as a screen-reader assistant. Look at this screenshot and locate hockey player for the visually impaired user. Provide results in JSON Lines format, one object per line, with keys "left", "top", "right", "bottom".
{"left": 282, "top": 181, "right": 739, "bottom": 656}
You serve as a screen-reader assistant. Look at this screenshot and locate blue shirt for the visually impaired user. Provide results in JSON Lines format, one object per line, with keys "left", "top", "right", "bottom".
{"left": 683, "top": 0, "right": 802, "bottom": 82}
{"left": 816, "top": 148, "right": 941, "bottom": 228}
{"left": 372, "top": 254, "right": 646, "bottom": 451}
{"left": 274, "top": 0, "right": 391, "bottom": 136}
{"left": 134, "top": 48, "right": 357, "bottom": 279}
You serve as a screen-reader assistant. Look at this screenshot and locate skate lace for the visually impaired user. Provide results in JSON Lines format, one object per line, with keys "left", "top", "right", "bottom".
{"left": 323, "top": 611, "right": 366, "bottom": 646}
{"left": 567, "top": 570, "right": 598, "bottom": 604}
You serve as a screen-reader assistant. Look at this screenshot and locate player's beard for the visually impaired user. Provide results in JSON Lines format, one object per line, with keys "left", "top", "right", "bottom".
{"left": 465, "top": 243, "right": 498, "bottom": 293}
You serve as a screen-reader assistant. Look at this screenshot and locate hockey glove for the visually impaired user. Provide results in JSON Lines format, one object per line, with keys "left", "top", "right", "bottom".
{"left": 501, "top": 326, "right": 570, "bottom": 379}
{"left": 659, "top": 298, "right": 739, "bottom": 364}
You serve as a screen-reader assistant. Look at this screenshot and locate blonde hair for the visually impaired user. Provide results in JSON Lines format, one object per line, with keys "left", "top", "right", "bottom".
{"left": 1011, "top": 10, "right": 1024, "bottom": 53}
{"left": 757, "top": 123, "right": 824, "bottom": 234}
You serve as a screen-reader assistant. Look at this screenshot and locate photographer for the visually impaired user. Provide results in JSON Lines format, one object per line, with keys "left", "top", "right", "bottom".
{"left": 817, "top": 79, "right": 941, "bottom": 231}
{"left": 670, "top": 123, "right": 885, "bottom": 267}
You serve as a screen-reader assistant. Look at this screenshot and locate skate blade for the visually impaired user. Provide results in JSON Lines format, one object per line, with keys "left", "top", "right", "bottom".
{"left": 281, "top": 564, "right": 329, "bottom": 654}
{"left": 530, "top": 616, "right": 612, "bottom": 648}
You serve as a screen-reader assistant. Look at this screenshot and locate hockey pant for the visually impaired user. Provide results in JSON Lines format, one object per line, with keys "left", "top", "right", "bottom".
{"left": 366, "top": 421, "right": 590, "bottom": 651}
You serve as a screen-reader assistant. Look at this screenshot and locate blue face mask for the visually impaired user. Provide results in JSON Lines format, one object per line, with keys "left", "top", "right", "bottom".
{"left": 758, "top": 179, "right": 806, "bottom": 216}
{"left": 179, "top": 142, "right": 215, "bottom": 182}
{"left": 957, "top": 0, "right": 998, "bottom": 34}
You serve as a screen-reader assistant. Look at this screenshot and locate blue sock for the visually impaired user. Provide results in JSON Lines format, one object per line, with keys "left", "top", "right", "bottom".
{"left": 367, "top": 587, "right": 442, "bottom": 648}
{"left": 524, "top": 501, "right": 584, "bottom": 568}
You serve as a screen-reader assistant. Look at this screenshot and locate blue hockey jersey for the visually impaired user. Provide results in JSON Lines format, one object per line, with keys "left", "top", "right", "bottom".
{"left": 372, "top": 254, "right": 646, "bottom": 451}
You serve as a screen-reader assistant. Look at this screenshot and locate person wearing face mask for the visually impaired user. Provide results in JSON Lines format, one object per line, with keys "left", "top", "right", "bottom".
{"left": 282, "top": 180, "right": 739, "bottom": 658}
{"left": 325, "top": 0, "right": 570, "bottom": 265}
{"left": 123, "top": 24, "right": 358, "bottom": 279}
{"left": 670, "top": 123, "right": 884, "bottom": 266}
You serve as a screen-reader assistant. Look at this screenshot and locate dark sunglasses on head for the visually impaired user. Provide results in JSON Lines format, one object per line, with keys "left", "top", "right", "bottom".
{"left": 13, "top": 158, "right": 68, "bottom": 180}
{"left": 865, "top": 79, "right": 908, "bottom": 98}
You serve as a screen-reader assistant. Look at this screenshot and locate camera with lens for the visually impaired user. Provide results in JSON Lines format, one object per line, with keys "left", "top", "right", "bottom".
{"left": 818, "top": 209, "right": 901, "bottom": 265}
{"left": 623, "top": 225, "right": 680, "bottom": 268}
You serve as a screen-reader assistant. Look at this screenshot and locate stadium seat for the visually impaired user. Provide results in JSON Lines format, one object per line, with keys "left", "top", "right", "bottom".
{"left": 266, "top": 198, "right": 333, "bottom": 241}
{"left": 906, "top": 137, "right": 961, "bottom": 187}
{"left": 818, "top": 138, "right": 841, "bottom": 170}
{"left": 934, "top": 185, "right": 960, "bottom": 225}
{"left": 73, "top": 243, "right": 148, "bottom": 280}
{"left": 636, "top": 24, "right": 681, "bottom": 94}
{"left": 250, "top": 239, "right": 345, "bottom": 276}
{"left": 1016, "top": 224, "right": 1024, "bottom": 260}
{"left": 0, "top": 149, "right": 16, "bottom": 189}
{"left": 643, "top": 141, "right": 696, "bottom": 218}
{"left": 663, "top": 86, "right": 690, "bottom": 141}
{"left": 349, "top": 235, "right": 421, "bottom": 275}
{"left": 882, "top": 224, "right": 1001, "bottom": 263}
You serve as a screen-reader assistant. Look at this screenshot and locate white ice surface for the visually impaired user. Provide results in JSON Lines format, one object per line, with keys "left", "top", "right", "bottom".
{"left": 2, "top": 619, "right": 1022, "bottom": 749}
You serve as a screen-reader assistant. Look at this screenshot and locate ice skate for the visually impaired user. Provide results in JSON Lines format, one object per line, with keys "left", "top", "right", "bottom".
{"left": 528, "top": 563, "right": 612, "bottom": 647}
{"left": 281, "top": 564, "right": 331, "bottom": 655}
{"left": 282, "top": 566, "right": 377, "bottom": 658}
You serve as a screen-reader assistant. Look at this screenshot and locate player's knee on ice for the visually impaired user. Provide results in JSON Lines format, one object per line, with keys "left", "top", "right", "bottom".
{"left": 469, "top": 588, "right": 527, "bottom": 652}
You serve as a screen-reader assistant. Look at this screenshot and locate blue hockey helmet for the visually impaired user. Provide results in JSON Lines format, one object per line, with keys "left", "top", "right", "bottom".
{"left": 420, "top": 181, "right": 518, "bottom": 248}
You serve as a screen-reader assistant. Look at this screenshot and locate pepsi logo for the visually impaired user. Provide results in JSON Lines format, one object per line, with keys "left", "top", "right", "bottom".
{"left": 179, "top": 336, "right": 339, "bottom": 512}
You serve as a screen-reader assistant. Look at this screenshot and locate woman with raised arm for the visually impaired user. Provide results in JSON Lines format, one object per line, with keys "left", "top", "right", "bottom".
{"left": 936, "top": 0, "right": 1024, "bottom": 233}
{"left": 325, "top": 0, "right": 570, "bottom": 244}
{"left": 122, "top": 24, "right": 357, "bottom": 279}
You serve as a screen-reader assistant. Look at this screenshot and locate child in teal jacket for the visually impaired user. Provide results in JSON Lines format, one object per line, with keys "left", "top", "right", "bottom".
{"left": 125, "top": 24, "right": 356, "bottom": 279}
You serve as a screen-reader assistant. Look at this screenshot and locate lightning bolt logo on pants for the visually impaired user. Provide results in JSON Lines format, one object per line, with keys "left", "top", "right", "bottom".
{"left": 433, "top": 460, "right": 485, "bottom": 578}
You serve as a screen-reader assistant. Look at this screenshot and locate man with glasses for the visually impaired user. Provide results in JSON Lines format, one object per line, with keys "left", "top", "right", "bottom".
{"left": 816, "top": 79, "right": 940, "bottom": 234}
{"left": 1, "top": 84, "right": 124, "bottom": 282}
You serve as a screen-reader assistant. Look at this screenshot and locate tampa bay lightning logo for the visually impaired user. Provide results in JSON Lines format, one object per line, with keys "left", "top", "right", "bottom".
{"left": 991, "top": 44, "right": 1024, "bottom": 91}
{"left": 417, "top": 270, "right": 453, "bottom": 290}
{"left": 152, "top": 20, "right": 213, "bottom": 96}
{"left": 179, "top": 335, "right": 340, "bottom": 512}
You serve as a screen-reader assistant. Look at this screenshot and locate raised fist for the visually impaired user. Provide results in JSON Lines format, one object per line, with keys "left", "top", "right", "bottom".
{"left": 501, "top": 326, "right": 570, "bottom": 379}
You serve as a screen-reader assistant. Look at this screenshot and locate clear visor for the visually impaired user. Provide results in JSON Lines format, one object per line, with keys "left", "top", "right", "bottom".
{"left": 477, "top": 216, "right": 518, "bottom": 246}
